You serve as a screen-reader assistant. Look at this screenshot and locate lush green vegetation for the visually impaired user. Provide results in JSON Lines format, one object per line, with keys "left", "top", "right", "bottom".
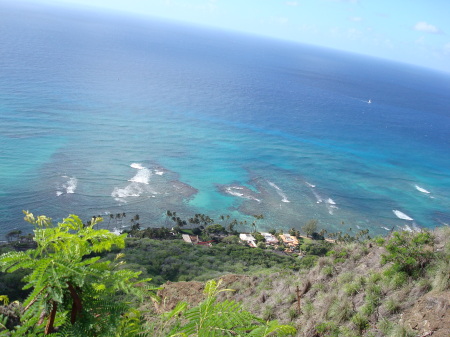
{"left": 0, "top": 211, "right": 448, "bottom": 337}
{"left": 0, "top": 212, "right": 154, "bottom": 336}
{"left": 0, "top": 212, "right": 297, "bottom": 336}
{"left": 109, "top": 238, "right": 320, "bottom": 285}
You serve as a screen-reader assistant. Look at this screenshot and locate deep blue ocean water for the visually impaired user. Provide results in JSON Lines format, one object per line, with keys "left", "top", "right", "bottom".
{"left": 1, "top": 2, "right": 450, "bottom": 238}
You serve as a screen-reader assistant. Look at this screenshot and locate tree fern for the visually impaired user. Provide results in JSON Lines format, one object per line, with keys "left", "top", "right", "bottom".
{"left": 162, "top": 279, "right": 296, "bottom": 337}
{"left": 0, "top": 211, "right": 155, "bottom": 336}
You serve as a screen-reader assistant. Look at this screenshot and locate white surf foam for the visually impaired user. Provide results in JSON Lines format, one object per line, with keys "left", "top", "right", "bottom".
{"left": 267, "top": 181, "right": 290, "bottom": 203}
{"left": 57, "top": 176, "right": 77, "bottom": 196}
{"left": 130, "top": 163, "right": 145, "bottom": 170}
{"left": 415, "top": 185, "right": 430, "bottom": 194}
{"left": 64, "top": 177, "right": 77, "bottom": 194}
{"left": 128, "top": 163, "right": 151, "bottom": 184}
{"left": 111, "top": 163, "right": 152, "bottom": 202}
{"left": 381, "top": 226, "right": 390, "bottom": 231}
{"left": 225, "top": 186, "right": 261, "bottom": 203}
{"left": 305, "top": 182, "right": 316, "bottom": 188}
{"left": 326, "top": 198, "right": 336, "bottom": 205}
{"left": 225, "top": 187, "right": 244, "bottom": 198}
{"left": 311, "top": 189, "right": 323, "bottom": 203}
{"left": 154, "top": 170, "right": 164, "bottom": 176}
{"left": 401, "top": 224, "right": 413, "bottom": 232}
{"left": 393, "top": 210, "right": 413, "bottom": 221}
{"left": 111, "top": 184, "right": 143, "bottom": 202}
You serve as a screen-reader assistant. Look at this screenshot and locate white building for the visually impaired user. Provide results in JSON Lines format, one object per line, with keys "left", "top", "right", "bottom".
{"left": 239, "top": 233, "right": 257, "bottom": 248}
{"left": 260, "top": 232, "right": 278, "bottom": 245}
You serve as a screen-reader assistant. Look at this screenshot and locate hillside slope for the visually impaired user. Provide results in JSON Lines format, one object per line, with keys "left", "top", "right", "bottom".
{"left": 154, "top": 228, "right": 450, "bottom": 337}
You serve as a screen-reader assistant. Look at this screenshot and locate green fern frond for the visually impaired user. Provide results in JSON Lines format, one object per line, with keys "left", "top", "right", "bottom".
{"left": 248, "top": 320, "right": 297, "bottom": 336}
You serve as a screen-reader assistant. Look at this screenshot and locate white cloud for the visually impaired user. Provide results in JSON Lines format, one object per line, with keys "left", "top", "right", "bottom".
{"left": 413, "top": 21, "right": 440, "bottom": 34}
{"left": 349, "top": 17, "right": 362, "bottom": 22}
{"left": 285, "top": 1, "right": 299, "bottom": 6}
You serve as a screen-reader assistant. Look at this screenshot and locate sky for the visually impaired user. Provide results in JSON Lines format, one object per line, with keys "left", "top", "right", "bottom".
{"left": 15, "top": 0, "right": 450, "bottom": 73}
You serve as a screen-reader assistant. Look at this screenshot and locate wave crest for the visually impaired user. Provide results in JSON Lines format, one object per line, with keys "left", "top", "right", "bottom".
{"left": 393, "top": 210, "right": 413, "bottom": 221}
{"left": 267, "top": 181, "right": 290, "bottom": 203}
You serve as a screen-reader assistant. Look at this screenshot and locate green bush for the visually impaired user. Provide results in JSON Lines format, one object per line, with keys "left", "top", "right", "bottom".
{"left": 381, "top": 231, "right": 435, "bottom": 276}
{"left": 384, "top": 297, "right": 400, "bottom": 314}
{"left": 383, "top": 269, "right": 408, "bottom": 289}
{"left": 301, "top": 241, "right": 332, "bottom": 256}
{"left": 298, "top": 255, "right": 318, "bottom": 268}
{"left": 431, "top": 259, "right": 450, "bottom": 291}
{"left": 322, "top": 265, "right": 334, "bottom": 277}
{"left": 0, "top": 212, "right": 153, "bottom": 336}
{"left": 344, "top": 282, "right": 361, "bottom": 296}
{"left": 315, "top": 321, "right": 340, "bottom": 337}
{"left": 351, "top": 313, "right": 369, "bottom": 334}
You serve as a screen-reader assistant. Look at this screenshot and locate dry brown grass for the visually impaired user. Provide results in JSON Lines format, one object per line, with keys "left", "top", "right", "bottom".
{"left": 149, "top": 229, "right": 449, "bottom": 337}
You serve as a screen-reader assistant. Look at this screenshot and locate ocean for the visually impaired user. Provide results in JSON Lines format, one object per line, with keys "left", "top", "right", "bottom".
{"left": 1, "top": 2, "right": 449, "bottom": 238}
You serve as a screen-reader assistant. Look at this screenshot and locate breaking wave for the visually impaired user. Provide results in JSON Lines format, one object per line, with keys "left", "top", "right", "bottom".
{"left": 222, "top": 185, "right": 261, "bottom": 203}
{"left": 415, "top": 185, "right": 430, "bottom": 194}
{"left": 56, "top": 176, "right": 77, "bottom": 196}
{"left": 111, "top": 163, "right": 152, "bottom": 202}
{"left": 267, "top": 181, "right": 290, "bottom": 203}
{"left": 128, "top": 163, "right": 151, "bottom": 184}
{"left": 393, "top": 210, "right": 413, "bottom": 221}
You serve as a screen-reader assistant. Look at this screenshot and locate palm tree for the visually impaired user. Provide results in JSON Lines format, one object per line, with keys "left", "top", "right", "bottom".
{"left": 227, "top": 219, "right": 237, "bottom": 234}
{"left": 115, "top": 213, "right": 122, "bottom": 228}
{"left": 108, "top": 214, "right": 114, "bottom": 230}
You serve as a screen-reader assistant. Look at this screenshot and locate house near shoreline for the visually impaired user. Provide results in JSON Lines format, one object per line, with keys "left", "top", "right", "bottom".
{"left": 182, "top": 234, "right": 212, "bottom": 246}
{"left": 260, "top": 232, "right": 278, "bottom": 245}
{"left": 239, "top": 233, "right": 257, "bottom": 248}
{"left": 279, "top": 233, "right": 299, "bottom": 247}
{"left": 182, "top": 234, "right": 198, "bottom": 244}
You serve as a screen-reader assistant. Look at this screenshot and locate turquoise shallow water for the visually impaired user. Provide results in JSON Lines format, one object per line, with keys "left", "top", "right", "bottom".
{"left": 0, "top": 2, "right": 449, "bottom": 238}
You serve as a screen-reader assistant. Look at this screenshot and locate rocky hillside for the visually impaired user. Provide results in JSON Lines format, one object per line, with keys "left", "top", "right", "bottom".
{"left": 152, "top": 228, "right": 450, "bottom": 337}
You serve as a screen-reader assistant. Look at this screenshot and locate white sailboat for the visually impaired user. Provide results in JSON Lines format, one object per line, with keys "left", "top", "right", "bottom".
{"left": 368, "top": 99, "right": 372, "bottom": 104}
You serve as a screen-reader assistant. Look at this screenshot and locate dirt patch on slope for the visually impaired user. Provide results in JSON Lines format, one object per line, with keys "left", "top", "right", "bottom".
{"left": 155, "top": 274, "right": 251, "bottom": 313}
{"left": 400, "top": 291, "right": 450, "bottom": 337}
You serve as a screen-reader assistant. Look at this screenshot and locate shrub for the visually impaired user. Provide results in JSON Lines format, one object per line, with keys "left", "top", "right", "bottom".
{"left": 315, "top": 321, "right": 340, "bottom": 337}
{"left": 431, "top": 259, "right": 450, "bottom": 291}
{"left": 299, "top": 255, "right": 318, "bottom": 269}
{"left": 303, "top": 299, "right": 314, "bottom": 318}
{"left": 327, "top": 299, "right": 354, "bottom": 323}
{"left": 384, "top": 297, "right": 400, "bottom": 314}
{"left": 158, "top": 279, "right": 296, "bottom": 336}
{"left": 344, "top": 282, "right": 361, "bottom": 296}
{"left": 351, "top": 313, "right": 369, "bottom": 334}
{"left": 322, "top": 265, "right": 334, "bottom": 277}
{"left": 381, "top": 231, "right": 435, "bottom": 276}
{"left": 383, "top": 269, "right": 408, "bottom": 289}
{"left": 378, "top": 318, "right": 394, "bottom": 335}
{"left": 338, "top": 272, "right": 354, "bottom": 284}
{"left": 301, "top": 241, "right": 332, "bottom": 256}
{"left": 389, "top": 323, "right": 416, "bottom": 337}
{"left": 0, "top": 212, "right": 153, "bottom": 336}
{"left": 288, "top": 308, "right": 298, "bottom": 320}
